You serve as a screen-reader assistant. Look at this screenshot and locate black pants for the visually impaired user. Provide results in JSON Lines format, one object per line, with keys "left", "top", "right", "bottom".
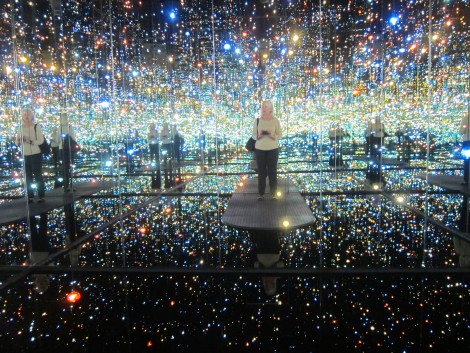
{"left": 60, "top": 149, "right": 73, "bottom": 189}
{"left": 161, "top": 143, "right": 173, "bottom": 163}
{"left": 370, "top": 136, "right": 383, "bottom": 157}
{"left": 255, "top": 148, "right": 279, "bottom": 196}
{"left": 149, "top": 143, "right": 160, "bottom": 165}
{"left": 24, "top": 153, "right": 45, "bottom": 199}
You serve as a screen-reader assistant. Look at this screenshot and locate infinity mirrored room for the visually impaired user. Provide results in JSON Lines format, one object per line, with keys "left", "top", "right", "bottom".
{"left": 0, "top": 0, "right": 469, "bottom": 351}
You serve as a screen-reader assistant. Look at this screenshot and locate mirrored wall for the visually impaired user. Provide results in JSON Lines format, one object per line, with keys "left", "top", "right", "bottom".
{"left": 0, "top": 0, "right": 469, "bottom": 350}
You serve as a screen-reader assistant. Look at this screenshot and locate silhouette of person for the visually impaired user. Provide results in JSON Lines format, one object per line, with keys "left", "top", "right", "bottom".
{"left": 15, "top": 108, "right": 46, "bottom": 203}
{"left": 148, "top": 123, "right": 161, "bottom": 189}
{"left": 253, "top": 100, "right": 282, "bottom": 200}
{"left": 56, "top": 112, "right": 78, "bottom": 192}
{"left": 251, "top": 230, "right": 283, "bottom": 297}
{"left": 460, "top": 113, "right": 470, "bottom": 185}
{"left": 29, "top": 212, "right": 51, "bottom": 293}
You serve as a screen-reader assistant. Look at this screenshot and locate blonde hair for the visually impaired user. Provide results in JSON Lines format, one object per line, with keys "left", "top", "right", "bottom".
{"left": 260, "top": 100, "right": 274, "bottom": 119}
{"left": 21, "top": 108, "right": 35, "bottom": 122}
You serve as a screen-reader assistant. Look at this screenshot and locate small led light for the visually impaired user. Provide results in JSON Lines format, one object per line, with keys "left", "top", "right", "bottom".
{"left": 282, "top": 220, "right": 290, "bottom": 227}
{"left": 66, "top": 291, "right": 81, "bottom": 303}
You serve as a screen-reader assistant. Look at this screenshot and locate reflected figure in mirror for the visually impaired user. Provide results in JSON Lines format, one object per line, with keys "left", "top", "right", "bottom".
{"left": 160, "top": 122, "right": 173, "bottom": 188}
{"left": 56, "top": 112, "right": 78, "bottom": 192}
{"left": 15, "top": 108, "right": 46, "bottom": 203}
{"left": 251, "top": 230, "right": 283, "bottom": 297}
{"left": 50, "top": 126, "right": 60, "bottom": 186}
{"left": 29, "top": 212, "right": 51, "bottom": 293}
{"left": 148, "top": 123, "right": 161, "bottom": 189}
{"left": 460, "top": 113, "right": 470, "bottom": 186}
{"left": 328, "top": 123, "right": 347, "bottom": 168}
{"left": 172, "top": 124, "right": 183, "bottom": 164}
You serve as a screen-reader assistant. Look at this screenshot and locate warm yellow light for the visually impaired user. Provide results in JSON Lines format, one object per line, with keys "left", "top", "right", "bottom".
{"left": 20, "top": 56, "right": 28, "bottom": 63}
{"left": 292, "top": 34, "right": 299, "bottom": 42}
{"left": 396, "top": 196, "right": 405, "bottom": 203}
{"left": 5, "top": 66, "right": 12, "bottom": 74}
{"left": 282, "top": 220, "right": 290, "bottom": 228}
{"left": 276, "top": 191, "right": 282, "bottom": 197}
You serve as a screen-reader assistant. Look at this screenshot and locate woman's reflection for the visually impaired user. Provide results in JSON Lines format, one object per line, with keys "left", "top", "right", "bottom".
{"left": 251, "top": 230, "right": 284, "bottom": 296}
{"left": 28, "top": 212, "right": 51, "bottom": 293}
{"left": 456, "top": 195, "right": 470, "bottom": 267}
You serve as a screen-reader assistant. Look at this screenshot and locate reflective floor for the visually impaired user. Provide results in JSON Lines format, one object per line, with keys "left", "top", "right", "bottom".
{"left": 1, "top": 149, "right": 469, "bottom": 352}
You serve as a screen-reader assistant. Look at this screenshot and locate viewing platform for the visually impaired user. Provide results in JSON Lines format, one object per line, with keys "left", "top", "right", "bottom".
{"left": 0, "top": 180, "right": 115, "bottom": 225}
{"left": 222, "top": 177, "right": 316, "bottom": 231}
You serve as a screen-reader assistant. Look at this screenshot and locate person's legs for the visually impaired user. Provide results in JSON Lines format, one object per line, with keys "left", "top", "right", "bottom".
{"left": 61, "top": 149, "right": 71, "bottom": 190}
{"left": 24, "top": 155, "right": 34, "bottom": 199}
{"left": 267, "top": 148, "right": 279, "bottom": 195}
{"left": 31, "top": 153, "right": 45, "bottom": 198}
{"left": 255, "top": 149, "right": 267, "bottom": 196}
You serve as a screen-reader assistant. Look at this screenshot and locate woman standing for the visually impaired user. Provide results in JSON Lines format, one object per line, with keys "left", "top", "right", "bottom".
{"left": 15, "top": 108, "right": 46, "bottom": 203}
{"left": 253, "top": 100, "right": 282, "bottom": 200}
{"left": 148, "top": 123, "right": 159, "bottom": 165}
{"left": 56, "top": 112, "right": 78, "bottom": 192}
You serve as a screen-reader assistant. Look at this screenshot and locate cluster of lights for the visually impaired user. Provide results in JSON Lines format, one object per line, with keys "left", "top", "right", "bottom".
{"left": 0, "top": 0, "right": 469, "bottom": 350}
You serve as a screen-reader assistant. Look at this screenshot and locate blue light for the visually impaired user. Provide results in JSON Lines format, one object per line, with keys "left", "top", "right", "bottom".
{"left": 169, "top": 12, "right": 176, "bottom": 20}
{"left": 461, "top": 148, "right": 470, "bottom": 159}
{"left": 390, "top": 17, "right": 399, "bottom": 26}
{"left": 223, "top": 43, "right": 231, "bottom": 50}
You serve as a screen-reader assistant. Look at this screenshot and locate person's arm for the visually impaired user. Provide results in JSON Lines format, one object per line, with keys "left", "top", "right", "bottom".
{"left": 272, "top": 119, "right": 282, "bottom": 140}
{"left": 15, "top": 130, "right": 22, "bottom": 146}
{"left": 33, "top": 125, "right": 45, "bottom": 145}
{"left": 68, "top": 126, "right": 77, "bottom": 141}
{"left": 252, "top": 119, "right": 258, "bottom": 140}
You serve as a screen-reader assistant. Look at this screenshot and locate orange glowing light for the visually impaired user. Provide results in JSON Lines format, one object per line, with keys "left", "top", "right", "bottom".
{"left": 238, "top": 181, "right": 244, "bottom": 187}
{"left": 242, "top": 31, "right": 249, "bottom": 38}
{"left": 165, "top": 207, "right": 172, "bottom": 214}
{"left": 66, "top": 291, "right": 81, "bottom": 303}
{"left": 352, "top": 88, "right": 361, "bottom": 97}
{"left": 147, "top": 341, "right": 153, "bottom": 347}
{"left": 139, "top": 227, "right": 147, "bottom": 234}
